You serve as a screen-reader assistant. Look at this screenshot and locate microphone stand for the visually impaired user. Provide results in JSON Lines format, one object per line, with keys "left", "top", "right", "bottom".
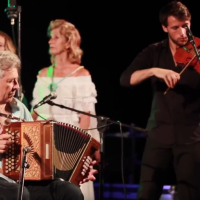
{"left": 96, "top": 116, "right": 109, "bottom": 200}
{"left": 17, "top": 147, "right": 30, "bottom": 200}
{"left": 185, "top": 24, "right": 200, "bottom": 65}
{"left": 5, "top": 4, "right": 23, "bottom": 101}
{"left": 0, "top": 111, "right": 28, "bottom": 200}
{"left": 46, "top": 100, "right": 147, "bottom": 133}
{"left": 45, "top": 100, "right": 147, "bottom": 200}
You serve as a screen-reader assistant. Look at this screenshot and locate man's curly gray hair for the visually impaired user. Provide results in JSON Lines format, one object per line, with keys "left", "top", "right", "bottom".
{"left": 0, "top": 51, "right": 20, "bottom": 78}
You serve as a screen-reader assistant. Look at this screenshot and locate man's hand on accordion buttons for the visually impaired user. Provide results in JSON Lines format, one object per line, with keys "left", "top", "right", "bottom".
{"left": 79, "top": 160, "right": 98, "bottom": 184}
{"left": 0, "top": 134, "right": 12, "bottom": 153}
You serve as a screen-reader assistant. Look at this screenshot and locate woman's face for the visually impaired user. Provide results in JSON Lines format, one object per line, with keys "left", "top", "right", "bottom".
{"left": 48, "top": 28, "right": 68, "bottom": 56}
{"left": 0, "top": 36, "right": 6, "bottom": 51}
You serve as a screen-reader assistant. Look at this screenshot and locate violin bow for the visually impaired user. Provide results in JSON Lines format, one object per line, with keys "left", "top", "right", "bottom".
{"left": 163, "top": 52, "right": 198, "bottom": 95}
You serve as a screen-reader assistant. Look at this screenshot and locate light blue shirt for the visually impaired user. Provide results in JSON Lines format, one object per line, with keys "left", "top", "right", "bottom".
{"left": 0, "top": 97, "right": 33, "bottom": 182}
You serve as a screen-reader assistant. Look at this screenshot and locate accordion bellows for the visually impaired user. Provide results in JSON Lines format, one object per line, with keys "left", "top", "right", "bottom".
{"left": 2, "top": 121, "right": 100, "bottom": 185}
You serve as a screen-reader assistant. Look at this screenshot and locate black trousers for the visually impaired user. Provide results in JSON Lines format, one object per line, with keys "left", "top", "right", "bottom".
{"left": 0, "top": 178, "right": 30, "bottom": 200}
{"left": 0, "top": 179, "right": 83, "bottom": 200}
{"left": 137, "top": 137, "right": 200, "bottom": 200}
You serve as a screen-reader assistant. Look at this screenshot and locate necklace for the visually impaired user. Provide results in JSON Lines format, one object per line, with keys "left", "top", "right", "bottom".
{"left": 48, "top": 65, "right": 84, "bottom": 92}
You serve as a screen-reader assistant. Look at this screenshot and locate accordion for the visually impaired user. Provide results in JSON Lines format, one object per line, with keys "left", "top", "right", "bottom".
{"left": 1, "top": 120, "right": 100, "bottom": 185}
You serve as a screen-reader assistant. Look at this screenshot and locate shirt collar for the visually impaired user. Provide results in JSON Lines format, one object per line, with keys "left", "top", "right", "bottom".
{"left": 9, "top": 97, "right": 20, "bottom": 111}
{"left": 160, "top": 38, "right": 169, "bottom": 48}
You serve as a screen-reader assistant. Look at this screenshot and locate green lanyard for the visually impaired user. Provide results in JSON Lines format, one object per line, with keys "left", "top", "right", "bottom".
{"left": 48, "top": 66, "right": 84, "bottom": 92}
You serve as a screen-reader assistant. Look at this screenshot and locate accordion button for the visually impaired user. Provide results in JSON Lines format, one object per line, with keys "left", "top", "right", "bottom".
{"left": 87, "top": 156, "right": 92, "bottom": 161}
{"left": 81, "top": 172, "right": 85, "bottom": 176}
{"left": 85, "top": 162, "right": 89, "bottom": 167}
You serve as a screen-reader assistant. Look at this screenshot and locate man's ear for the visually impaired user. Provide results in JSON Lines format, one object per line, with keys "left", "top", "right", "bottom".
{"left": 162, "top": 25, "right": 168, "bottom": 33}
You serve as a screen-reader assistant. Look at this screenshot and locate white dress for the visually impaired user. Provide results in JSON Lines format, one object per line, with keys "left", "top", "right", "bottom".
{"left": 30, "top": 74, "right": 100, "bottom": 200}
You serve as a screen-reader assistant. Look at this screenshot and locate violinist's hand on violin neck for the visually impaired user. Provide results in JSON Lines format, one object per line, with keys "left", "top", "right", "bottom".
{"left": 153, "top": 68, "right": 180, "bottom": 88}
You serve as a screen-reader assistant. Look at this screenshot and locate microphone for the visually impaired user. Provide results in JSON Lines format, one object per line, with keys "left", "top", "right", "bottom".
{"left": 23, "top": 146, "right": 32, "bottom": 153}
{"left": 5, "top": 0, "right": 18, "bottom": 25}
{"left": 33, "top": 93, "right": 57, "bottom": 109}
{"left": 185, "top": 24, "right": 193, "bottom": 42}
{"left": 185, "top": 24, "right": 200, "bottom": 64}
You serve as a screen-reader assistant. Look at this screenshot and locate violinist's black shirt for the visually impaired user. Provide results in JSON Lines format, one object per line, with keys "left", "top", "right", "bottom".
{"left": 120, "top": 39, "right": 200, "bottom": 145}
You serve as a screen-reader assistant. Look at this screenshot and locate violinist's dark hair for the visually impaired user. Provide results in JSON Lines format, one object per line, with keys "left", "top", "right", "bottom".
{"left": 159, "top": 1, "right": 191, "bottom": 27}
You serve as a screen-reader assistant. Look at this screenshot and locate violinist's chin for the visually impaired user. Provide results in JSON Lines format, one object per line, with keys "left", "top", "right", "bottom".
{"left": 177, "top": 38, "right": 188, "bottom": 46}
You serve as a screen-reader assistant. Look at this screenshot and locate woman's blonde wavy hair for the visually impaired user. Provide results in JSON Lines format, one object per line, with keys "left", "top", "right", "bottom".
{"left": 0, "top": 31, "right": 17, "bottom": 54}
{"left": 47, "top": 19, "right": 83, "bottom": 65}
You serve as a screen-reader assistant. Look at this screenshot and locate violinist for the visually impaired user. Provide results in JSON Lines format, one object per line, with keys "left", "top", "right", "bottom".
{"left": 120, "top": 1, "right": 200, "bottom": 200}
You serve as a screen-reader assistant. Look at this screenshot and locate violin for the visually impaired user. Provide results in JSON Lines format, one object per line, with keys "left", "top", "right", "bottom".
{"left": 164, "top": 36, "right": 200, "bottom": 94}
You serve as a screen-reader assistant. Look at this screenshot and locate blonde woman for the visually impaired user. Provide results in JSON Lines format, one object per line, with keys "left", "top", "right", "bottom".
{"left": 0, "top": 31, "right": 17, "bottom": 53}
{"left": 30, "top": 19, "right": 100, "bottom": 200}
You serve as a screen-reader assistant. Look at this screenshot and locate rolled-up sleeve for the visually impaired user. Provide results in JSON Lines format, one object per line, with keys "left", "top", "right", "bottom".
{"left": 120, "top": 45, "right": 154, "bottom": 87}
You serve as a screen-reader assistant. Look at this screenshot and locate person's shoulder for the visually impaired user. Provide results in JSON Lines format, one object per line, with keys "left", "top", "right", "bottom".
{"left": 148, "top": 39, "right": 168, "bottom": 49}
{"left": 13, "top": 97, "right": 27, "bottom": 108}
{"left": 38, "top": 66, "right": 52, "bottom": 77}
{"left": 76, "top": 67, "right": 91, "bottom": 76}
{"left": 12, "top": 98, "right": 33, "bottom": 121}
{"left": 140, "top": 39, "right": 167, "bottom": 55}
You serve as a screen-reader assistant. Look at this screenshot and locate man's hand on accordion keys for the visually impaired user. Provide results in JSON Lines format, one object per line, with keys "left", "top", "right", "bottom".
{"left": 79, "top": 160, "right": 98, "bottom": 185}
{"left": 0, "top": 134, "right": 12, "bottom": 153}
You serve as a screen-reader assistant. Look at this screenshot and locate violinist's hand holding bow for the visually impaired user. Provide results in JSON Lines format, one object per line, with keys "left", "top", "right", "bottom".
{"left": 153, "top": 68, "right": 180, "bottom": 88}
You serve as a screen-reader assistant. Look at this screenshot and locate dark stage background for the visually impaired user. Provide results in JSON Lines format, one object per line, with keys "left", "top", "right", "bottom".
{"left": 0, "top": 0, "right": 199, "bottom": 184}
